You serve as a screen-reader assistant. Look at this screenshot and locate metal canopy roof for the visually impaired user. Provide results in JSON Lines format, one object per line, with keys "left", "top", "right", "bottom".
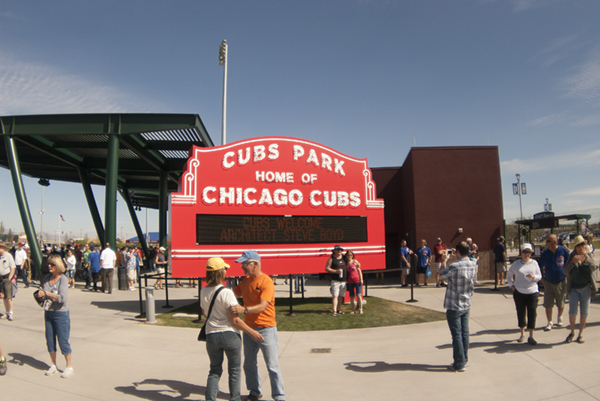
{"left": 0, "top": 113, "right": 214, "bottom": 209}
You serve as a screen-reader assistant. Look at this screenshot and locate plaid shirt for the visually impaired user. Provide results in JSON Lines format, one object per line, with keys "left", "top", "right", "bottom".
{"left": 440, "top": 257, "right": 476, "bottom": 311}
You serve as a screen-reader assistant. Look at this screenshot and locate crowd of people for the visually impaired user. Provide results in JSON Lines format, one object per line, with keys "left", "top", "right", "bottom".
{"left": 0, "top": 232, "right": 597, "bottom": 394}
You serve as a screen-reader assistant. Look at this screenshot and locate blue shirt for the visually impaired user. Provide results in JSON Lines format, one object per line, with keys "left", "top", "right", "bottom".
{"left": 416, "top": 247, "right": 431, "bottom": 268}
{"left": 539, "top": 245, "right": 570, "bottom": 283}
{"left": 87, "top": 251, "right": 101, "bottom": 274}
{"left": 400, "top": 246, "right": 411, "bottom": 268}
{"left": 440, "top": 257, "right": 477, "bottom": 311}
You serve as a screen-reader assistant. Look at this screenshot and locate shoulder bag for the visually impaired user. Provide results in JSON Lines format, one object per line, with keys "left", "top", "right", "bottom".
{"left": 197, "top": 286, "right": 225, "bottom": 342}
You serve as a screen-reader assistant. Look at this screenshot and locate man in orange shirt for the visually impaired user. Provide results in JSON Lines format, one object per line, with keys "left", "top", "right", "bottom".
{"left": 230, "top": 250, "right": 285, "bottom": 401}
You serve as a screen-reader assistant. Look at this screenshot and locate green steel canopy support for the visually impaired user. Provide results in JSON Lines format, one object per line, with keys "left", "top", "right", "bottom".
{"left": 159, "top": 170, "right": 168, "bottom": 249}
{"left": 78, "top": 167, "right": 105, "bottom": 244}
{"left": 104, "top": 134, "right": 120, "bottom": 249}
{"left": 3, "top": 135, "right": 43, "bottom": 279}
{"left": 120, "top": 188, "right": 149, "bottom": 258}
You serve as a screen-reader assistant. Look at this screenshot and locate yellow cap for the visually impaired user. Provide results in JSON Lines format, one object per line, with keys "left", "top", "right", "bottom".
{"left": 206, "top": 257, "right": 230, "bottom": 271}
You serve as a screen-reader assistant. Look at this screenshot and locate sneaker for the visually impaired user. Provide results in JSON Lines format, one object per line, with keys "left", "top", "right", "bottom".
{"left": 517, "top": 335, "right": 525, "bottom": 343}
{"left": 61, "top": 367, "right": 74, "bottom": 378}
{"left": 45, "top": 365, "right": 58, "bottom": 376}
{"left": 0, "top": 356, "right": 7, "bottom": 376}
{"left": 244, "top": 394, "right": 262, "bottom": 401}
{"left": 556, "top": 318, "right": 564, "bottom": 327}
{"left": 544, "top": 323, "right": 553, "bottom": 331}
{"left": 7, "top": 313, "right": 13, "bottom": 321}
{"left": 436, "top": 283, "right": 441, "bottom": 288}
{"left": 528, "top": 337, "right": 538, "bottom": 345}
{"left": 447, "top": 363, "right": 466, "bottom": 372}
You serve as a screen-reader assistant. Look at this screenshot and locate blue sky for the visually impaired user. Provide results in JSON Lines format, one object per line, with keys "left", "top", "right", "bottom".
{"left": 1, "top": 0, "right": 599, "bottom": 241}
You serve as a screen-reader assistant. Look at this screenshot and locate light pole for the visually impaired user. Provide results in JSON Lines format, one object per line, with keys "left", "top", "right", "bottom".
{"left": 219, "top": 39, "right": 228, "bottom": 146}
{"left": 38, "top": 178, "right": 50, "bottom": 246}
{"left": 516, "top": 173, "right": 523, "bottom": 221}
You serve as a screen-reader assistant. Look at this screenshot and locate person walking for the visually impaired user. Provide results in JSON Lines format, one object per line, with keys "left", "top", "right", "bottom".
{"left": 564, "top": 235, "right": 597, "bottom": 344}
{"left": 507, "top": 243, "right": 542, "bottom": 345}
{"left": 0, "top": 241, "right": 16, "bottom": 321}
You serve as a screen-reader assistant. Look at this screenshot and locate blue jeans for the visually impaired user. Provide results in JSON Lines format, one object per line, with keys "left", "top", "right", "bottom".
{"left": 569, "top": 286, "right": 591, "bottom": 317}
{"left": 243, "top": 326, "right": 285, "bottom": 400}
{"left": 44, "top": 311, "right": 71, "bottom": 355}
{"left": 206, "top": 331, "right": 242, "bottom": 401}
{"left": 446, "top": 309, "right": 470, "bottom": 369}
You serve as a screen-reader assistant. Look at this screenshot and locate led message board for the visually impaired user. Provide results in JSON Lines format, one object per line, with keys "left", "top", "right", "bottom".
{"left": 169, "top": 137, "right": 385, "bottom": 277}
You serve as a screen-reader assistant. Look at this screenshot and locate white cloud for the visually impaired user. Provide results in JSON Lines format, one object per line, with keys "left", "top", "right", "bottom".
{"left": 535, "top": 34, "right": 580, "bottom": 67}
{"left": 571, "top": 114, "right": 600, "bottom": 127}
{"left": 528, "top": 111, "right": 569, "bottom": 126}
{"left": 562, "top": 50, "right": 600, "bottom": 102}
{"left": 564, "top": 186, "right": 600, "bottom": 196}
{"left": 501, "top": 147, "right": 600, "bottom": 174}
{"left": 0, "top": 51, "right": 166, "bottom": 116}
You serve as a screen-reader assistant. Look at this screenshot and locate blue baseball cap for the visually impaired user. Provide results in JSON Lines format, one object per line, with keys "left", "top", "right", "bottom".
{"left": 235, "top": 250, "right": 261, "bottom": 263}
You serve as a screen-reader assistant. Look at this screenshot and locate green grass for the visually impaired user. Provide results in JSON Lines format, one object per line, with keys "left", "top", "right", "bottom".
{"left": 156, "top": 296, "right": 445, "bottom": 331}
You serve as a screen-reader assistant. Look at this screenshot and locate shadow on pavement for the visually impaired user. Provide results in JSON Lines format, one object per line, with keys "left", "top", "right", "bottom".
{"left": 344, "top": 361, "right": 448, "bottom": 373}
{"left": 436, "top": 340, "right": 559, "bottom": 354}
{"left": 115, "top": 378, "right": 218, "bottom": 401}
{"left": 90, "top": 298, "right": 195, "bottom": 314}
{"left": 8, "top": 352, "right": 50, "bottom": 371}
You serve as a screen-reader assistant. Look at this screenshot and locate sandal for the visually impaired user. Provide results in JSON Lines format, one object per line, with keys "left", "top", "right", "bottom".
{"left": 332, "top": 312, "right": 337, "bottom": 317}
{"left": 576, "top": 336, "right": 585, "bottom": 344}
{"left": 350, "top": 311, "right": 355, "bottom": 314}
{"left": 337, "top": 310, "right": 345, "bottom": 315}
{"left": 359, "top": 310, "right": 364, "bottom": 314}
{"left": 566, "top": 333, "right": 574, "bottom": 343}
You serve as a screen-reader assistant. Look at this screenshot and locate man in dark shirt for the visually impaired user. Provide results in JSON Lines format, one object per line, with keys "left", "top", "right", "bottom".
{"left": 539, "top": 234, "right": 570, "bottom": 331}
{"left": 493, "top": 236, "right": 507, "bottom": 285}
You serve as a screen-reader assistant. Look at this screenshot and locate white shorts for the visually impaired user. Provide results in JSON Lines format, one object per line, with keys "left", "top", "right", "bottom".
{"left": 126, "top": 269, "right": 137, "bottom": 280}
{"left": 330, "top": 280, "right": 347, "bottom": 297}
{"left": 435, "top": 262, "right": 444, "bottom": 272}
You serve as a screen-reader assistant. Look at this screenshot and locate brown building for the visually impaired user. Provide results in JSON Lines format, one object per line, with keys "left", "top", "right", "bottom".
{"left": 372, "top": 146, "right": 504, "bottom": 280}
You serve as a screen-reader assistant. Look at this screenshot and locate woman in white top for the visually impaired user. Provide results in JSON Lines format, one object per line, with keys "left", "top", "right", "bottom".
{"left": 64, "top": 249, "right": 76, "bottom": 289}
{"left": 200, "top": 258, "right": 264, "bottom": 401}
{"left": 508, "top": 243, "right": 542, "bottom": 345}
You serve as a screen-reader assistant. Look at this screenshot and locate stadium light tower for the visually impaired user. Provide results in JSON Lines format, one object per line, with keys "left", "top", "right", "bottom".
{"left": 219, "top": 39, "right": 228, "bottom": 145}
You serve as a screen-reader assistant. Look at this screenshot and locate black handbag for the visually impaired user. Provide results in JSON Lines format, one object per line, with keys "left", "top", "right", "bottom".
{"left": 198, "top": 286, "right": 225, "bottom": 342}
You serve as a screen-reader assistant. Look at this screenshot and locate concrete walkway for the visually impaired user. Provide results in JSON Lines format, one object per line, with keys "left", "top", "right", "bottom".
{"left": 1, "top": 275, "right": 600, "bottom": 401}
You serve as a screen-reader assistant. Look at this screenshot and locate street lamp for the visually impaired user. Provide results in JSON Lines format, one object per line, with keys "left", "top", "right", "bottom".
{"left": 38, "top": 178, "right": 50, "bottom": 245}
{"left": 516, "top": 173, "right": 523, "bottom": 221}
{"left": 219, "top": 39, "right": 228, "bottom": 146}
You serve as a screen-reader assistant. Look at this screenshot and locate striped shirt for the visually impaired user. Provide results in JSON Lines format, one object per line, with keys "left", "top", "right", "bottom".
{"left": 440, "top": 257, "right": 476, "bottom": 311}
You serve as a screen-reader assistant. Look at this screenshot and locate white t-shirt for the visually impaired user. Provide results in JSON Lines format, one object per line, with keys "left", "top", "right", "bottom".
{"left": 15, "top": 249, "right": 27, "bottom": 266}
{"left": 66, "top": 255, "right": 77, "bottom": 270}
{"left": 0, "top": 252, "right": 16, "bottom": 276}
{"left": 100, "top": 248, "right": 117, "bottom": 269}
{"left": 200, "top": 285, "right": 240, "bottom": 335}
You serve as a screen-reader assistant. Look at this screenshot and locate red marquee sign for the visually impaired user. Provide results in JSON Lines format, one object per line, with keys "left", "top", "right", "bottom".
{"left": 169, "top": 137, "right": 386, "bottom": 277}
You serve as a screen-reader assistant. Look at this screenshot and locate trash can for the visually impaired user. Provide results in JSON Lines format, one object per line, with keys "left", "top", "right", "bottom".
{"left": 118, "top": 267, "right": 127, "bottom": 290}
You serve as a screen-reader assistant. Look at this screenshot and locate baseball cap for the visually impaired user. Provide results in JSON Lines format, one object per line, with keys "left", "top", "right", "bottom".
{"left": 332, "top": 245, "right": 344, "bottom": 251}
{"left": 206, "top": 257, "right": 230, "bottom": 271}
{"left": 235, "top": 250, "right": 261, "bottom": 263}
{"left": 521, "top": 243, "right": 533, "bottom": 252}
{"left": 159, "top": 247, "right": 166, "bottom": 252}
{"left": 90, "top": 245, "right": 95, "bottom": 250}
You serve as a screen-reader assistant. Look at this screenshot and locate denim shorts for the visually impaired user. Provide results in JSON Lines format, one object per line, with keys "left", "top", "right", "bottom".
{"left": 569, "top": 286, "right": 591, "bottom": 317}
{"left": 347, "top": 282, "right": 362, "bottom": 298}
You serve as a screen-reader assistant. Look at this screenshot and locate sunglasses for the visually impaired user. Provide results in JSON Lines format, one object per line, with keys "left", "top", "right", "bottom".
{"left": 48, "top": 262, "right": 56, "bottom": 267}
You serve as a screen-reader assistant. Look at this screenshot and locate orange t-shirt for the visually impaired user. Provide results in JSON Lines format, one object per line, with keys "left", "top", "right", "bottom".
{"left": 234, "top": 274, "right": 276, "bottom": 328}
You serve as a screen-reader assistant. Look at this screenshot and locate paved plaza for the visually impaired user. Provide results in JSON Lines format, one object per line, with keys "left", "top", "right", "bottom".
{"left": 1, "top": 274, "right": 600, "bottom": 401}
